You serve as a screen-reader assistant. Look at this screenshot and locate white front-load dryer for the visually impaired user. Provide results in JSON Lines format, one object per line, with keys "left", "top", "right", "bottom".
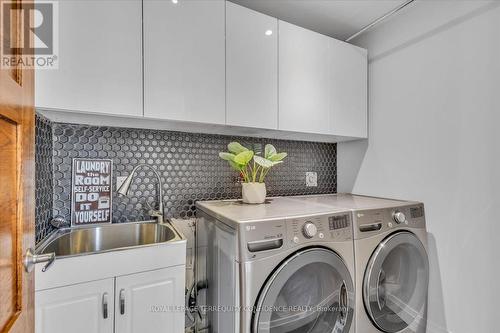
{"left": 195, "top": 197, "right": 357, "bottom": 333}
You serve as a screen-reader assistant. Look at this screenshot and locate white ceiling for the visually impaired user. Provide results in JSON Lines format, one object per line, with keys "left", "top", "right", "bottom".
{"left": 229, "top": 0, "right": 408, "bottom": 41}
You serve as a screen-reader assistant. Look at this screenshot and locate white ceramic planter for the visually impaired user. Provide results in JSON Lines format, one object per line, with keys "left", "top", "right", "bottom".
{"left": 242, "top": 182, "right": 266, "bottom": 204}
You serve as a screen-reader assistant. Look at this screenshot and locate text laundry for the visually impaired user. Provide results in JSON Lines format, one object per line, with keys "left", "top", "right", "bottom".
{"left": 75, "top": 160, "right": 111, "bottom": 174}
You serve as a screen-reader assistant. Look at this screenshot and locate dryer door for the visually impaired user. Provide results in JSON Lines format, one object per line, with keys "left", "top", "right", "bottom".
{"left": 364, "top": 231, "right": 429, "bottom": 333}
{"left": 253, "top": 248, "right": 354, "bottom": 333}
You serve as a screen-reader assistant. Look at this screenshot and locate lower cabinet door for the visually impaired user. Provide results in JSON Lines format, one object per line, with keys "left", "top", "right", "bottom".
{"left": 115, "top": 266, "right": 185, "bottom": 333}
{"left": 35, "top": 278, "right": 114, "bottom": 333}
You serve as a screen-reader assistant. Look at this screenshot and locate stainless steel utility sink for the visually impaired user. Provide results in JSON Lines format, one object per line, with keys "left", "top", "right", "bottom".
{"left": 37, "top": 221, "right": 183, "bottom": 258}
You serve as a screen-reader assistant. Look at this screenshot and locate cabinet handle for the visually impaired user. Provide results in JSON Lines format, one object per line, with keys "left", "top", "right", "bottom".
{"left": 119, "top": 289, "right": 125, "bottom": 315}
{"left": 102, "top": 292, "right": 108, "bottom": 319}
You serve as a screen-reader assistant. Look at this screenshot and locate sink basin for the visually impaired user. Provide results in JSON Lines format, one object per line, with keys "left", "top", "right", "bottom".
{"left": 37, "top": 221, "right": 183, "bottom": 258}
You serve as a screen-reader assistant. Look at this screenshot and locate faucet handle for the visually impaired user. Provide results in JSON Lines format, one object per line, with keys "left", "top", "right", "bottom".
{"left": 149, "top": 209, "right": 161, "bottom": 216}
{"left": 149, "top": 209, "right": 164, "bottom": 223}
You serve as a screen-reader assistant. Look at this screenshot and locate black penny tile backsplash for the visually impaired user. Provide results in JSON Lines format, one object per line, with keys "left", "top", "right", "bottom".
{"left": 35, "top": 114, "right": 55, "bottom": 243}
{"left": 35, "top": 113, "right": 337, "bottom": 244}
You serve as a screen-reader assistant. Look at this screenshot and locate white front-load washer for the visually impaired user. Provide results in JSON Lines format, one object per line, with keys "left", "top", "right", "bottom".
{"left": 289, "top": 194, "right": 430, "bottom": 333}
{"left": 195, "top": 197, "right": 356, "bottom": 333}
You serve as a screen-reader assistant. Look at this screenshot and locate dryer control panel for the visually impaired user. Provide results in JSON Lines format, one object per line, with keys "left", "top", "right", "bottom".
{"left": 353, "top": 204, "right": 426, "bottom": 240}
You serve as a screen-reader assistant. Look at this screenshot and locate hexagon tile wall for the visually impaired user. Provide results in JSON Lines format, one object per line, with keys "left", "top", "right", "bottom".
{"left": 35, "top": 114, "right": 337, "bottom": 244}
{"left": 35, "top": 114, "right": 55, "bottom": 243}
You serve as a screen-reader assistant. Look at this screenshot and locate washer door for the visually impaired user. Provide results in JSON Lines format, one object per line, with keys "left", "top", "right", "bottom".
{"left": 364, "top": 232, "right": 429, "bottom": 333}
{"left": 253, "top": 248, "right": 354, "bottom": 333}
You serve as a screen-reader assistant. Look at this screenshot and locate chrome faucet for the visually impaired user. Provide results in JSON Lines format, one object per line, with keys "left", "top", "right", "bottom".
{"left": 117, "top": 164, "right": 164, "bottom": 224}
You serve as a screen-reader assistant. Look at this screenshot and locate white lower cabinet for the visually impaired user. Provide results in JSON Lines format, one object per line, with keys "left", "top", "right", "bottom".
{"left": 35, "top": 278, "right": 114, "bottom": 333}
{"left": 35, "top": 267, "right": 185, "bottom": 333}
{"left": 115, "top": 267, "right": 185, "bottom": 333}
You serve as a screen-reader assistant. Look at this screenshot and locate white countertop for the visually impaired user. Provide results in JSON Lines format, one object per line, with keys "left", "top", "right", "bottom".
{"left": 196, "top": 193, "right": 419, "bottom": 225}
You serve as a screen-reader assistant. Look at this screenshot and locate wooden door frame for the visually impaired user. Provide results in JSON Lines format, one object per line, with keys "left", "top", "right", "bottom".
{"left": 0, "top": 0, "right": 36, "bottom": 331}
{"left": 0, "top": 99, "right": 35, "bottom": 333}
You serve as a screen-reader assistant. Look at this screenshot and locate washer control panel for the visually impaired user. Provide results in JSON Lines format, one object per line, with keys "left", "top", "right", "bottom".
{"left": 240, "top": 213, "right": 353, "bottom": 261}
{"left": 302, "top": 222, "right": 318, "bottom": 238}
{"left": 288, "top": 213, "right": 352, "bottom": 245}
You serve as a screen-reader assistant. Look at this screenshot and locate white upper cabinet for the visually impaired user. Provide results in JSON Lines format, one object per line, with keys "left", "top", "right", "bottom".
{"left": 278, "top": 20, "right": 368, "bottom": 138}
{"left": 36, "top": 1, "right": 366, "bottom": 141}
{"left": 330, "top": 39, "right": 368, "bottom": 138}
{"left": 143, "top": 0, "right": 226, "bottom": 124}
{"left": 35, "top": 0, "right": 142, "bottom": 117}
{"left": 278, "top": 21, "right": 332, "bottom": 135}
{"left": 226, "top": 2, "right": 278, "bottom": 129}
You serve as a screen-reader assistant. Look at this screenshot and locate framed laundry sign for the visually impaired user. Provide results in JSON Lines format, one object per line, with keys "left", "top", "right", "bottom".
{"left": 71, "top": 158, "right": 113, "bottom": 226}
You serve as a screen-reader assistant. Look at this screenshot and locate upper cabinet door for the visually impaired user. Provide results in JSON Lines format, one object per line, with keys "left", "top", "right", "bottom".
{"left": 144, "top": 0, "right": 225, "bottom": 124}
{"left": 330, "top": 39, "right": 368, "bottom": 138}
{"left": 226, "top": 2, "right": 278, "bottom": 129}
{"left": 278, "top": 21, "right": 331, "bottom": 135}
{"left": 35, "top": 0, "right": 142, "bottom": 117}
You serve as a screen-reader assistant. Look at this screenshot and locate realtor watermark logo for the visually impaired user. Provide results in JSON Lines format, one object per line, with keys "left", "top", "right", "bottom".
{"left": 1, "top": 1, "right": 58, "bottom": 69}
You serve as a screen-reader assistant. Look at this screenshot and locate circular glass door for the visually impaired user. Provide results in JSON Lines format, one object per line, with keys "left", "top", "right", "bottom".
{"left": 253, "top": 248, "right": 354, "bottom": 333}
{"left": 363, "top": 232, "right": 429, "bottom": 333}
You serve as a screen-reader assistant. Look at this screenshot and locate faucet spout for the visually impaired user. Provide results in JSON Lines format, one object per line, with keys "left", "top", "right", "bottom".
{"left": 117, "top": 164, "right": 164, "bottom": 223}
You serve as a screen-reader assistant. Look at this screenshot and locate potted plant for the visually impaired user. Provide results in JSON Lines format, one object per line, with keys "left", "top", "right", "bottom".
{"left": 219, "top": 142, "right": 287, "bottom": 204}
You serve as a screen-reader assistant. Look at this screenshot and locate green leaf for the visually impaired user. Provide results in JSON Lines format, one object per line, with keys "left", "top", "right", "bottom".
{"left": 228, "top": 142, "right": 248, "bottom": 154}
{"left": 253, "top": 155, "right": 274, "bottom": 168}
{"left": 272, "top": 160, "right": 283, "bottom": 166}
{"left": 264, "top": 144, "right": 277, "bottom": 159}
{"left": 269, "top": 152, "right": 287, "bottom": 162}
{"left": 228, "top": 160, "right": 243, "bottom": 171}
{"left": 234, "top": 150, "right": 254, "bottom": 165}
{"left": 219, "top": 152, "right": 236, "bottom": 161}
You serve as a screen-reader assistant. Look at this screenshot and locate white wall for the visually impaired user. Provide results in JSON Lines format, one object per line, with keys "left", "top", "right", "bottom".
{"left": 339, "top": 1, "right": 500, "bottom": 332}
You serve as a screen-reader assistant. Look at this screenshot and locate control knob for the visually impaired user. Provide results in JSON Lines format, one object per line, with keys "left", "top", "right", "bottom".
{"left": 393, "top": 211, "right": 406, "bottom": 224}
{"left": 302, "top": 222, "right": 317, "bottom": 238}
